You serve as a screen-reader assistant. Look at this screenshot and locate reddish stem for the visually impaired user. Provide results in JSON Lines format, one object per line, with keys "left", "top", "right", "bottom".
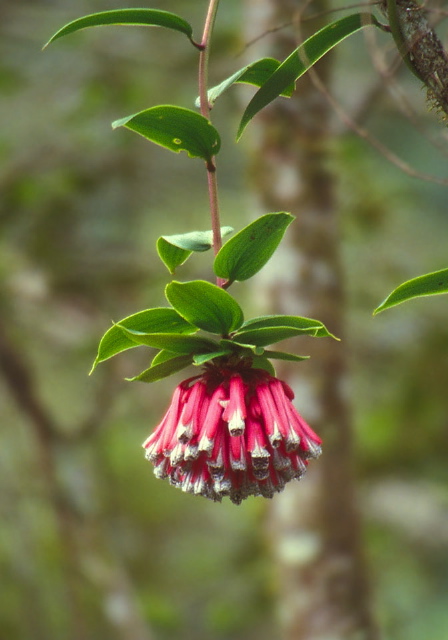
{"left": 198, "top": 0, "right": 224, "bottom": 283}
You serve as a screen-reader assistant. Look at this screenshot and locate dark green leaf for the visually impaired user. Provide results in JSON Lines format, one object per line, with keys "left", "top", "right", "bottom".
{"left": 263, "top": 350, "right": 309, "bottom": 362}
{"left": 128, "top": 354, "right": 194, "bottom": 383}
{"left": 157, "top": 238, "right": 192, "bottom": 274}
{"left": 165, "top": 280, "right": 244, "bottom": 335}
{"left": 44, "top": 9, "right": 196, "bottom": 48}
{"left": 237, "top": 13, "right": 378, "bottom": 139}
{"left": 202, "top": 58, "right": 295, "bottom": 107}
{"left": 374, "top": 267, "right": 448, "bottom": 314}
{"left": 112, "top": 106, "right": 221, "bottom": 162}
{"left": 214, "top": 213, "right": 293, "bottom": 281}
{"left": 250, "top": 356, "right": 276, "bottom": 376}
{"left": 91, "top": 307, "right": 196, "bottom": 372}
{"left": 118, "top": 328, "right": 220, "bottom": 354}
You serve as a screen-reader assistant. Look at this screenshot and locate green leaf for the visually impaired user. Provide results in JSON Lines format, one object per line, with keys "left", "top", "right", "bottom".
{"left": 233, "top": 325, "right": 323, "bottom": 347}
{"left": 201, "top": 58, "right": 296, "bottom": 107}
{"left": 193, "top": 350, "right": 231, "bottom": 365}
{"left": 214, "top": 213, "right": 293, "bottom": 282}
{"left": 237, "top": 13, "right": 378, "bottom": 139}
{"left": 236, "top": 58, "right": 296, "bottom": 97}
{"left": 118, "top": 328, "right": 220, "bottom": 354}
{"left": 263, "top": 350, "right": 309, "bottom": 362}
{"left": 112, "top": 106, "right": 221, "bottom": 162}
{"left": 44, "top": 9, "right": 196, "bottom": 48}
{"left": 165, "top": 280, "right": 244, "bottom": 335}
{"left": 151, "top": 349, "right": 178, "bottom": 366}
{"left": 157, "top": 238, "right": 192, "bottom": 275}
{"left": 240, "top": 314, "right": 337, "bottom": 338}
{"left": 250, "top": 356, "right": 276, "bottom": 376}
{"left": 157, "top": 226, "right": 234, "bottom": 273}
{"left": 128, "top": 354, "right": 194, "bottom": 383}
{"left": 374, "top": 268, "right": 448, "bottom": 314}
{"left": 234, "top": 314, "right": 337, "bottom": 346}
{"left": 91, "top": 307, "right": 196, "bottom": 372}
{"left": 219, "top": 338, "right": 265, "bottom": 356}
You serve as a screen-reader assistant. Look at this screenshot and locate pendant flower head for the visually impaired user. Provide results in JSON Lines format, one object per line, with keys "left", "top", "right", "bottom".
{"left": 92, "top": 282, "right": 335, "bottom": 503}
{"left": 143, "top": 358, "right": 322, "bottom": 505}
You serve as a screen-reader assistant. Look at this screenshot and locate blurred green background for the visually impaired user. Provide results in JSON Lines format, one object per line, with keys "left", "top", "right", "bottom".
{"left": 1, "top": 1, "right": 448, "bottom": 638}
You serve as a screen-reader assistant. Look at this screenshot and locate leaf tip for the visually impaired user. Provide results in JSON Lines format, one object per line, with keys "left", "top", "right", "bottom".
{"left": 42, "top": 33, "right": 59, "bottom": 50}
{"left": 372, "top": 305, "right": 384, "bottom": 316}
{"left": 89, "top": 359, "right": 99, "bottom": 376}
{"left": 112, "top": 114, "right": 132, "bottom": 130}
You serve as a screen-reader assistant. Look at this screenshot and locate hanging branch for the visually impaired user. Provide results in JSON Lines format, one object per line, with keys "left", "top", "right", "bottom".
{"left": 383, "top": 0, "right": 448, "bottom": 117}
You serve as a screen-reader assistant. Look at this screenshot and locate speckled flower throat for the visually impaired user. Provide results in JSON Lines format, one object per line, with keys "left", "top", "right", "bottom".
{"left": 143, "top": 361, "right": 322, "bottom": 504}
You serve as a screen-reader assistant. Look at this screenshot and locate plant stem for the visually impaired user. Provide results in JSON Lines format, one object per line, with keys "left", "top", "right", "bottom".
{"left": 199, "top": 0, "right": 223, "bottom": 268}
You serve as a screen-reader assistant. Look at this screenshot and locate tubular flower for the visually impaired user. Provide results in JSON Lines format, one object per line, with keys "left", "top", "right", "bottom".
{"left": 143, "top": 361, "right": 322, "bottom": 504}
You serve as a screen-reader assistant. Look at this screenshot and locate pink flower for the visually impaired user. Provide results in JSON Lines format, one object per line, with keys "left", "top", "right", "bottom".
{"left": 143, "top": 361, "right": 322, "bottom": 504}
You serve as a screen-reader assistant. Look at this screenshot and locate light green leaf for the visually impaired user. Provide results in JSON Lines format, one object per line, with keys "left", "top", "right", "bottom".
{"left": 374, "top": 267, "right": 448, "bottom": 314}
{"left": 91, "top": 307, "right": 196, "bottom": 372}
{"left": 157, "top": 226, "right": 233, "bottom": 273}
{"left": 118, "top": 328, "right": 220, "bottom": 354}
{"left": 193, "top": 350, "right": 231, "bottom": 365}
{"left": 157, "top": 238, "right": 192, "bottom": 275}
{"left": 128, "top": 354, "right": 194, "bottom": 383}
{"left": 200, "top": 57, "right": 295, "bottom": 107}
{"left": 237, "top": 13, "right": 378, "bottom": 139}
{"left": 162, "top": 226, "right": 234, "bottom": 252}
{"left": 214, "top": 213, "right": 293, "bottom": 282}
{"left": 44, "top": 9, "right": 197, "bottom": 48}
{"left": 113, "top": 106, "right": 221, "bottom": 162}
{"left": 151, "top": 350, "right": 178, "bottom": 366}
{"left": 165, "top": 280, "right": 244, "bottom": 335}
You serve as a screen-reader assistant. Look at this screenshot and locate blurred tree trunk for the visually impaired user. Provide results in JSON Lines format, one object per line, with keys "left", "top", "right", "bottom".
{"left": 0, "top": 319, "right": 154, "bottom": 640}
{"left": 244, "top": 1, "right": 379, "bottom": 639}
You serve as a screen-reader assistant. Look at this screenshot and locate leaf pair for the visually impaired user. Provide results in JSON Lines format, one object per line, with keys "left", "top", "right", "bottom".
{"left": 157, "top": 212, "right": 294, "bottom": 282}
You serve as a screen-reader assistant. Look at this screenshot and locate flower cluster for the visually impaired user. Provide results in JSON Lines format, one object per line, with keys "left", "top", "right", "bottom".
{"left": 143, "top": 361, "right": 322, "bottom": 504}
